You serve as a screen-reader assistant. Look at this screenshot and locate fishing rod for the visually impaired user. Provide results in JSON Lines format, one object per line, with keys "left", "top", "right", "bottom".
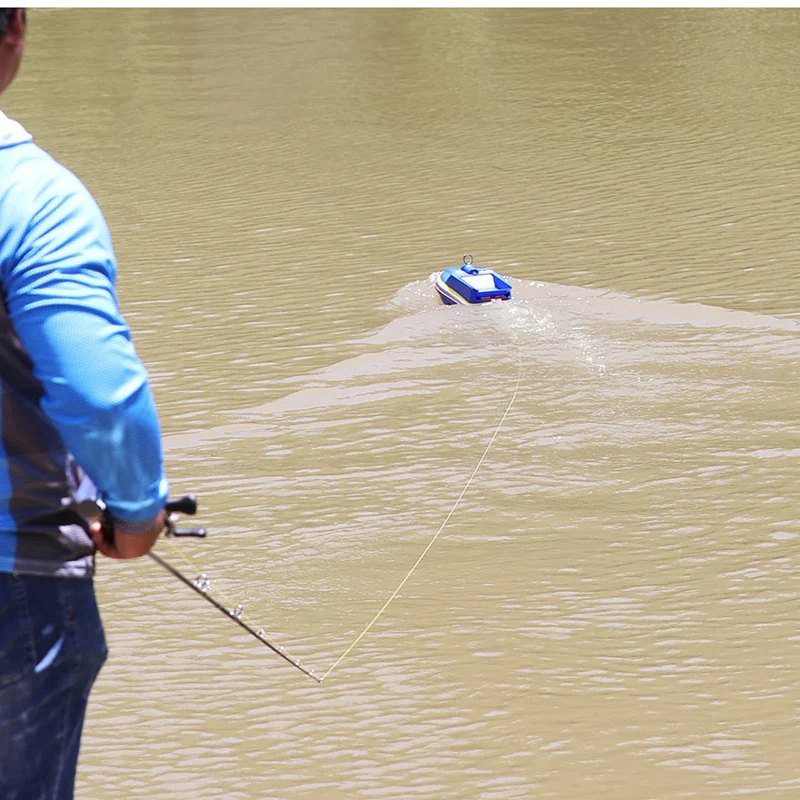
{"left": 76, "top": 494, "right": 322, "bottom": 683}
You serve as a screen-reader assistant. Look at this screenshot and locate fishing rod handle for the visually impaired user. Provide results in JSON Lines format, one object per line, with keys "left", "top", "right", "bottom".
{"left": 92, "top": 494, "right": 203, "bottom": 544}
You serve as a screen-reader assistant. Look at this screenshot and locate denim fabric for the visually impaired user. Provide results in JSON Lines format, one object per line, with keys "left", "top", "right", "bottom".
{"left": 0, "top": 572, "right": 107, "bottom": 800}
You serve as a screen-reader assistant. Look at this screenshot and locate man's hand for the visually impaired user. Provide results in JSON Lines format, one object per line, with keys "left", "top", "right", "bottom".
{"left": 90, "top": 510, "right": 167, "bottom": 559}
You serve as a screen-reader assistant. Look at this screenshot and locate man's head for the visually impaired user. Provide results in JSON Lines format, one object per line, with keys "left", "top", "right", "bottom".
{"left": 0, "top": 9, "right": 25, "bottom": 96}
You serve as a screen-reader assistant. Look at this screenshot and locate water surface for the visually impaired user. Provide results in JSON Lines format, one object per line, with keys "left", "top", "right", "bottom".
{"left": 7, "top": 8, "right": 800, "bottom": 799}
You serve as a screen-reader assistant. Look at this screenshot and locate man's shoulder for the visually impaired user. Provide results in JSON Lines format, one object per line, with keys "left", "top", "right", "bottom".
{"left": 0, "top": 141, "right": 106, "bottom": 244}
{"left": 1, "top": 141, "right": 93, "bottom": 202}
{"left": 0, "top": 141, "right": 115, "bottom": 286}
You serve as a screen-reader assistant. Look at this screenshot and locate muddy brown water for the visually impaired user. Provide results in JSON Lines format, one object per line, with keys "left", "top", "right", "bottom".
{"left": 6, "top": 9, "right": 799, "bottom": 799}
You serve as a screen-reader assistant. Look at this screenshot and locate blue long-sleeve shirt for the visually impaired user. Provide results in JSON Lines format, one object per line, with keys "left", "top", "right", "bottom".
{"left": 0, "top": 113, "right": 168, "bottom": 577}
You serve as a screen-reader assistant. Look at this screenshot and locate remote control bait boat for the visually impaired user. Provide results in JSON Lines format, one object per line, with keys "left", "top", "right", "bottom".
{"left": 435, "top": 255, "right": 512, "bottom": 305}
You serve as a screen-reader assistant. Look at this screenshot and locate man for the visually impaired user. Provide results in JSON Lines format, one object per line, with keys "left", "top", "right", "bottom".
{"left": 0, "top": 8, "right": 169, "bottom": 798}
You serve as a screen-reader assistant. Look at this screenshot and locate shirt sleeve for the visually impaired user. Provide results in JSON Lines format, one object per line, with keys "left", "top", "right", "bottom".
{"left": 1, "top": 163, "right": 169, "bottom": 526}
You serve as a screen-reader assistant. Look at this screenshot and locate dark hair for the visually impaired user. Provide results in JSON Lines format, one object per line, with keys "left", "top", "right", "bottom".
{"left": 0, "top": 9, "right": 22, "bottom": 38}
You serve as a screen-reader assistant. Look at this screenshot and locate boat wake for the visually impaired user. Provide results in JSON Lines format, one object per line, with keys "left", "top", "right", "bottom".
{"left": 166, "top": 274, "right": 798, "bottom": 452}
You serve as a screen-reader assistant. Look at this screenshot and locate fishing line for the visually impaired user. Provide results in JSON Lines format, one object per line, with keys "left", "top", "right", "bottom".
{"left": 321, "top": 343, "right": 523, "bottom": 682}
{"left": 153, "top": 331, "right": 522, "bottom": 684}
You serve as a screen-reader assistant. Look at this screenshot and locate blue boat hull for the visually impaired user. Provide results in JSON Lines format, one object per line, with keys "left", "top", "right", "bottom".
{"left": 435, "top": 264, "right": 512, "bottom": 305}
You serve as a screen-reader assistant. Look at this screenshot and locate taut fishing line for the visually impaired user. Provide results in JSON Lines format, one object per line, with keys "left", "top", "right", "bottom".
{"left": 322, "top": 342, "right": 523, "bottom": 681}
{"left": 126, "top": 339, "right": 522, "bottom": 684}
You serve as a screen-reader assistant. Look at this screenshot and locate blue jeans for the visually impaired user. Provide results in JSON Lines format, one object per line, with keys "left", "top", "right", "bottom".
{"left": 0, "top": 572, "right": 107, "bottom": 800}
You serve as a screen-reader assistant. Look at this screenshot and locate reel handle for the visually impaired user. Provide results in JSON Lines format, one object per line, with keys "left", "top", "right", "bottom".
{"left": 170, "top": 527, "right": 207, "bottom": 538}
{"left": 163, "top": 494, "right": 206, "bottom": 538}
{"left": 165, "top": 495, "right": 198, "bottom": 516}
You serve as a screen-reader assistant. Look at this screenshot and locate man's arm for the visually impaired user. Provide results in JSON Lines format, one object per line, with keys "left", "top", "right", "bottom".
{"left": 2, "top": 158, "right": 169, "bottom": 548}
{"left": 90, "top": 513, "right": 166, "bottom": 559}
